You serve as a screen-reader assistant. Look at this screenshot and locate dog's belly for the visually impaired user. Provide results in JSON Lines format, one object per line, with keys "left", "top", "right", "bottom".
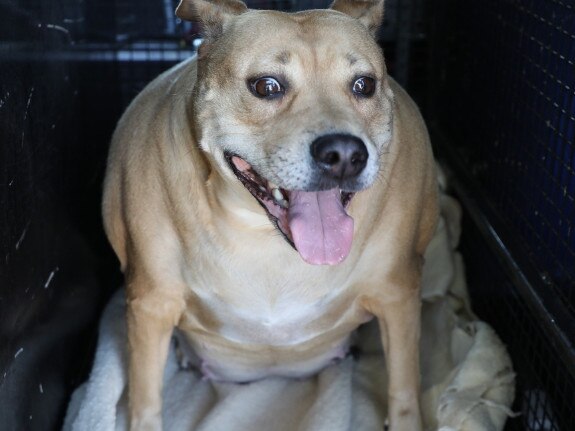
{"left": 176, "top": 330, "right": 355, "bottom": 382}
{"left": 177, "top": 285, "right": 373, "bottom": 382}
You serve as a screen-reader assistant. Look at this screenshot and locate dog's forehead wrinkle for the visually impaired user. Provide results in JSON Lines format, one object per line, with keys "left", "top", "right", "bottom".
{"left": 346, "top": 53, "right": 358, "bottom": 66}
{"left": 276, "top": 50, "right": 291, "bottom": 65}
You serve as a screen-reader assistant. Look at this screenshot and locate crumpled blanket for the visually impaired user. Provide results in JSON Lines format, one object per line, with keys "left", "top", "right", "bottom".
{"left": 63, "top": 184, "right": 516, "bottom": 431}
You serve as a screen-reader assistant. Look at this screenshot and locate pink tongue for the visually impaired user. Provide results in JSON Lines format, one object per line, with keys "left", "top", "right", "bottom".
{"left": 288, "top": 189, "right": 354, "bottom": 265}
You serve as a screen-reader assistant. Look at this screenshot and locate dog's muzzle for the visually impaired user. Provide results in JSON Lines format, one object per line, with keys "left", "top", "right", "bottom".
{"left": 224, "top": 130, "right": 373, "bottom": 266}
{"left": 225, "top": 147, "right": 359, "bottom": 266}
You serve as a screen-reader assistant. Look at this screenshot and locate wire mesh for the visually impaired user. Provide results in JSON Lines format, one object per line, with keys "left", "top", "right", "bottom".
{"left": 428, "top": 0, "right": 575, "bottom": 429}
{"left": 460, "top": 217, "right": 575, "bottom": 431}
{"left": 430, "top": 0, "right": 575, "bottom": 330}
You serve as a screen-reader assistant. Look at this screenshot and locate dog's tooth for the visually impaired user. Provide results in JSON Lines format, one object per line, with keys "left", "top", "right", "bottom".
{"left": 259, "top": 185, "right": 266, "bottom": 192}
{"left": 272, "top": 188, "right": 289, "bottom": 208}
{"left": 272, "top": 188, "right": 284, "bottom": 201}
{"left": 268, "top": 181, "right": 278, "bottom": 190}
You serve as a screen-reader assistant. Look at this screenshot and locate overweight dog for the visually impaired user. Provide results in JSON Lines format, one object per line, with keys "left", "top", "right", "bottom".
{"left": 102, "top": 0, "right": 438, "bottom": 429}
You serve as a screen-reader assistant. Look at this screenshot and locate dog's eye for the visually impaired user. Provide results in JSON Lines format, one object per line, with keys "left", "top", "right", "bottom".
{"left": 352, "top": 76, "right": 376, "bottom": 97}
{"left": 249, "top": 77, "right": 285, "bottom": 99}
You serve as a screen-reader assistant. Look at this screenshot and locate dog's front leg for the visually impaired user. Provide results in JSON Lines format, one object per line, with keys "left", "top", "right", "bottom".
{"left": 126, "top": 283, "right": 185, "bottom": 431}
{"left": 368, "top": 275, "right": 423, "bottom": 431}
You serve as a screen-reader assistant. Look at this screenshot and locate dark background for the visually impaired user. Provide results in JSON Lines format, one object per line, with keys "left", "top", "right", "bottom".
{"left": 0, "top": 0, "right": 573, "bottom": 429}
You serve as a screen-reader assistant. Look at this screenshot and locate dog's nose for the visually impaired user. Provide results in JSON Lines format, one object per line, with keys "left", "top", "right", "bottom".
{"left": 311, "top": 134, "right": 368, "bottom": 180}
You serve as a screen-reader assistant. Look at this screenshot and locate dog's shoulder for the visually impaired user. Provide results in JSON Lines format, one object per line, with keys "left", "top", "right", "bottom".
{"left": 121, "top": 56, "right": 197, "bottom": 133}
{"left": 107, "top": 56, "right": 198, "bottom": 167}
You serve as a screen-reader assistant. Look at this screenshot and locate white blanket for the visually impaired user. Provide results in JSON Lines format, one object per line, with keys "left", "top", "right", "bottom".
{"left": 63, "top": 191, "right": 516, "bottom": 431}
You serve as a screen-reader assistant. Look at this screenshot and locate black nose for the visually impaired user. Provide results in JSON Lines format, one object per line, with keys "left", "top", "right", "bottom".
{"left": 311, "top": 134, "right": 368, "bottom": 180}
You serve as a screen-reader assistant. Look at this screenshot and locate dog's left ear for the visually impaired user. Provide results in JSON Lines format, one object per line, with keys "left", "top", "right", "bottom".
{"left": 330, "top": 0, "right": 384, "bottom": 37}
{"left": 176, "top": 0, "right": 247, "bottom": 40}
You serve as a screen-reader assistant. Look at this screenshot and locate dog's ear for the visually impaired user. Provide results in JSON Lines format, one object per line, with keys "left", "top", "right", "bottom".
{"left": 329, "top": 0, "right": 384, "bottom": 36}
{"left": 176, "top": 0, "right": 247, "bottom": 40}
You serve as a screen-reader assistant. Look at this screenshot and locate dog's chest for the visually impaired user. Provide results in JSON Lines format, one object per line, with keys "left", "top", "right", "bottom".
{"left": 181, "top": 255, "right": 367, "bottom": 346}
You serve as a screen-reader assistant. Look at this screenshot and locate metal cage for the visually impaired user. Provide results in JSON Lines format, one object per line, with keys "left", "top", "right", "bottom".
{"left": 1, "top": 0, "right": 574, "bottom": 429}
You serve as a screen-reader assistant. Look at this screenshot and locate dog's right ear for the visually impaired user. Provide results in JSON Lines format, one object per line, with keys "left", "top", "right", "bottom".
{"left": 330, "top": 0, "right": 384, "bottom": 37}
{"left": 176, "top": 0, "right": 247, "bottom": 40}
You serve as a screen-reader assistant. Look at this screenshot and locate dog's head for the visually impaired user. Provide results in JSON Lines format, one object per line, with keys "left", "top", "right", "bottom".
{"left": 177, "top": 0, "right": 394, "bottom": 265}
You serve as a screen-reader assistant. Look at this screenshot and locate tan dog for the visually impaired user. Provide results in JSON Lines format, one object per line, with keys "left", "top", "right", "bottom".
{"left": 102, "top": 0, "right": 438, "bottom": 429}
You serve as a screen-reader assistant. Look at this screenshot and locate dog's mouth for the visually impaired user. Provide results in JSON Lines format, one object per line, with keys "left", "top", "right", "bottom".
{"left": 225, "top": 152, "right": 355, "bottom": 265}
